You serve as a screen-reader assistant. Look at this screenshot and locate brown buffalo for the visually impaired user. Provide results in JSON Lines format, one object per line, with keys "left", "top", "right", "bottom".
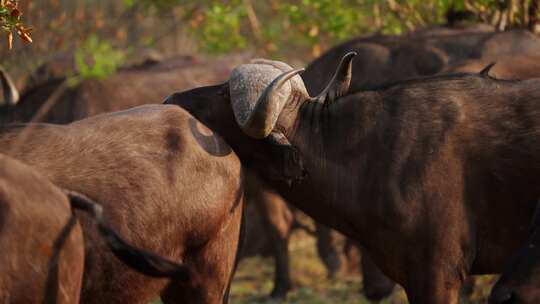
{"left": 0, "top": 104, "right": 244, "bottom": 304}
{"left": 165, "top": 54, "right": 540, "bottom": 303}
{"left": 24, "top": 50, "right": 165, "bottom": 90}
{"left": 0, "top": 154, "right": 85, "bottom": 304}
{"left": 0, "top": 56, "right": 343, "bottom": 299}
{"left": 0, "top": 54, "right": 243, "bottom": 124}
{"left": 0, "top": 153, "right": 195, "bottom": 303}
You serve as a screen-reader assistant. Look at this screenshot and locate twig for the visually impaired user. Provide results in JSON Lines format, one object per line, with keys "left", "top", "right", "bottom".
{"left": 529, "top": 0, "right": 540, "bottom": 33}
{"left": 243, "top": 0, "right": 264, "bottom": 48}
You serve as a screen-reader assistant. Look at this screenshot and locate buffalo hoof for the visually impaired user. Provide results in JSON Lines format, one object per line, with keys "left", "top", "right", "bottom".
{"left": 460, "top": 277, "right": 476, "bottom": 298}
{"left": 364, "top": 283, "right": 395, "bottom": 303}
{"left": 269, "top": 284, "right": 291, "bottom": 300}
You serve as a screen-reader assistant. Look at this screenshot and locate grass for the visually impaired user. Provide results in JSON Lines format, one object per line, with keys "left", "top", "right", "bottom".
{"left": 231, "top": 230, "right": 498, "bottom": 304}
{"left": 231, "top": 230, "right": 409, "bottom": 304}
{"left": 151, "top": 229, "right": 498, "bottom": 303}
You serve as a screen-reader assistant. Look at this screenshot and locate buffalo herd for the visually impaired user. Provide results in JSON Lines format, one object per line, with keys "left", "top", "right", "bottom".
{"left": 2, "top": 22, "right": 540, "bottom": 304}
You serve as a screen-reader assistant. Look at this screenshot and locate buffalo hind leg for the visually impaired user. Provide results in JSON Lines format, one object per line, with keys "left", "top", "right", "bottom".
{"left": 252, "top": 185, "right": 294, "bottom": 299}
{"left": 160, "top": 236, "right": 240, "bottom": 304}
{"left": 161, "top": 202, "right": 243, "bottom": 304}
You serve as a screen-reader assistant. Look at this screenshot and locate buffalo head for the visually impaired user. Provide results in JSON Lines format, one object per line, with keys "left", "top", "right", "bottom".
{"left": 164, "top": 52, "right": 356, "bottom": 185}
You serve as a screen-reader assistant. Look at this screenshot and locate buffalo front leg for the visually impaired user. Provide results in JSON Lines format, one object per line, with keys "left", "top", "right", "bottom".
{"left": 403, "top": 265, "right": 463, "bottom": 304}
{"left": 244, "top": 172, "right": 294, "bottom": 300}
{"left": 256, "top": 189, "right": 294, "bottom": 299}
{"left": 269, "top": 234, "right": 293, "bottom": 299}
{"left": 314, "top": 222, "right": 342, "bottom": 279}
{"left": 397, "top": 150, "right": 470, "bottom": 304}
{"left": 361, "top": 250, "right": 395, "bottom": 302}
{"left": 397, "top": 213, "right": 470, "bottom": 303}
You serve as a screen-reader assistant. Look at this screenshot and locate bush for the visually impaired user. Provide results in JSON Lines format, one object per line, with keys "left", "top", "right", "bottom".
{"left": 74, "top": 35, "right": 125, "bottom": 80}
{"left": 0, "top": 0, "right": 32, "bottom": 49}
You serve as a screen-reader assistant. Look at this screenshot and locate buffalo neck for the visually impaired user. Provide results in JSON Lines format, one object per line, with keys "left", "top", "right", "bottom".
{"left": 276, "top": 92, "right": 387, "bottom": 240}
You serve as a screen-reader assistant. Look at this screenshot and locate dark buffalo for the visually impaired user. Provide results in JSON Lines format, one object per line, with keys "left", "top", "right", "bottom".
{"left": 165, "top": 54, "right": 540, "bottom": 303}
{"left": 300, "top": 27, "right": 540, "bottom": 300}
{"left": 0, "top": 105, "right": 244, "bottom": 304}
{"left": 0, "top": 153, "right": 196, "bottom": 303}
{"left": 307, "top": 33, "right": 540, "bottom": 299}
{"left": 489, "top": 202, "right": 540, "bottom": 304}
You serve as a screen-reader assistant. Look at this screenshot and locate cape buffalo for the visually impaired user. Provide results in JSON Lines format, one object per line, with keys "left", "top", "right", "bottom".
{"left": 0, "top": 154, "right": 194, "bottom": 303}
{"left": 489, "top": 202, "right": 540, "bottom": 304}
{"left": 300, "top": 28, "right": 540, "bottom": 300}
{"left": 0, "top": 57, "right": 343, "bottom": 299}
{"left": 165, "top": 54, "right": 540, "bottom": 303}
{"left": 302, "top": 29, "right": 540, "bottom": 95}
{"left": 0, "top": 104, "right": 244, "bottom": 304}
{"left": 0, "top": 154, "right": 84, "bottom": 304}
{"left": 0, "top": 54, "right": 243, "bottom": 124}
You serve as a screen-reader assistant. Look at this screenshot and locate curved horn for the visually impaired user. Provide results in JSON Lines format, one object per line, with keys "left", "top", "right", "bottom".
{"left": 230, "top": 52, "right": 355, "bottom": 138}
{"left": 0, "top": 66, "right": 19, "bottom": 106}
{"left": 312, "top": 51, "right": 357, "bottom": 104}
{"left": 234, "top": 68, "right": 304, "bottom": 139}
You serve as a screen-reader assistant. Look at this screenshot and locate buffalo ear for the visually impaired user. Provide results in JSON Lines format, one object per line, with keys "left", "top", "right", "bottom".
{"left": 313, "top": 51, "right": 357, "bottom": 104}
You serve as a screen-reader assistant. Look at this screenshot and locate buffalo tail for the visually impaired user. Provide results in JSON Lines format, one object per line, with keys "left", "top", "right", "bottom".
{"left": 64, "top": 190, "right": 190, "bottom": 280}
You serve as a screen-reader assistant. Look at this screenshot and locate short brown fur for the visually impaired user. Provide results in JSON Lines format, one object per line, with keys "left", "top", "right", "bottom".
{"left": 0, "top": 105, "right": 244, "bottom": 304}
{"left": 0, "top": 154, "right": 84, "bottom": 304}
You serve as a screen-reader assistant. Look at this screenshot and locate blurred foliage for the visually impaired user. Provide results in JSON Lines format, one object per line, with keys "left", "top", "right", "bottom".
{"left": 198, "top": 2, "right": 247, "bottom": 54}
{"left": 0, "top": 0, "right": 31, "bottom": 49}
{"left": 74, "top": 34, "right": 125, "bottom": 80}
{"left": 125, "top": 0, "right": 540, "bottom": 57}
{"left": 1, "top": 0, "right": 539, "bottom": 85}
